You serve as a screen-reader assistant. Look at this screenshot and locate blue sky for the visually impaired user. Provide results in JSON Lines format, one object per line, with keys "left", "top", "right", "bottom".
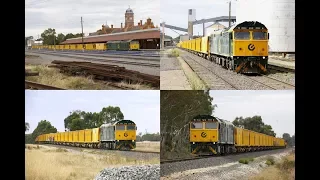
{"left": 25, "top": 90, "right": 160, "bottom": 134}
{"left": 160, "top": 0, "right": 237, "bottom": 38}
{"left": 209, "top": 90, "right": 295, "bottom": 137}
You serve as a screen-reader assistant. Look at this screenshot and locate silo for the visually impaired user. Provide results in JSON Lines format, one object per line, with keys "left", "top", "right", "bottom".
{"left": 188, "top": 9, "right": 196, "bottom": 39}
{"left": 236, "top": 0, "right": 295, "bottom": 53}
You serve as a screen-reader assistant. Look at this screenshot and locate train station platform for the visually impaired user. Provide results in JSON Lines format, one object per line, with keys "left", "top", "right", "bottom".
{"left": 268, "top": 56, "right": 295, "bottom": 70}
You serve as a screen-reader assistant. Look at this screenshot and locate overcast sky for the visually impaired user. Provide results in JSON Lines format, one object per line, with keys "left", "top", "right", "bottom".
{"left": 25, "top": 0, "right": 160, "bottom": 39}
{"left": 209, "top": 90, "right": 295, "bottom": 137}
{"left": 25, "top": 90, "right": 160, "bottom": 134}
{"left": 160, "top": 0, "right": 237, "bottom": 38}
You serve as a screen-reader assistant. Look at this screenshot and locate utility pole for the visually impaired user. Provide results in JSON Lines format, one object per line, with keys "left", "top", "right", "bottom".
{"left": 229, "top": 1, "right": 231, "bottom": 28}
{"left": 53, "top": 31, "right": 55, "bottom": 51}
{"left": 162, "top": 22, "right": 165, "bottom": 49}
{"left": 81, "top": 16, "right": 84, "bottom": 52}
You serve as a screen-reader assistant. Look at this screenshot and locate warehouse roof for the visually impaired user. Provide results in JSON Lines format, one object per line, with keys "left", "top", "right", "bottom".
{"left": 61, "top": 28, "right": 160, "bottom": 44}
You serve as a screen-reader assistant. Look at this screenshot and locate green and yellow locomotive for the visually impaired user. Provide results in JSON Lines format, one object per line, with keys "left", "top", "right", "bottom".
{"left": 189, "top": 115, "right": 286, "bottom": 155}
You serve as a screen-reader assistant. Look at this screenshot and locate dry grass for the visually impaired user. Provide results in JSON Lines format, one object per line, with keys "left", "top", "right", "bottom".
{"left": 133, "top": 141, "right": 160, "bottom": 153}
{"left": 25, "top": 64, "right": 153, "bottom": 90}
{"left": 251, "top": 153, "right": 295, "bottom": 180}
{"left": 25, "top": 144, "right": 159, "bottom": 180}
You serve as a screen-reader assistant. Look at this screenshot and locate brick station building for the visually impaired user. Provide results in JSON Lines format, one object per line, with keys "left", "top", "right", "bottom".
{"left": 60, "top": 8, "right": 160, "bottom": 49}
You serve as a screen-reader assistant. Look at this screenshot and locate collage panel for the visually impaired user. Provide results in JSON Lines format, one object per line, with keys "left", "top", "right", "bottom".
{"left": 160, "top": 90, "right": 295, "bottom": 180}
{"left": 25, "top": 0, "right": 296, "bottom": 179}
{"left": 25, "top": 90, "right": 160, "bottom": 180}
{"left": 160, "top": 0, "right": 294, "bottom": 90}
{"left": 25, "top": 0, "right": 160, "bottom": 90}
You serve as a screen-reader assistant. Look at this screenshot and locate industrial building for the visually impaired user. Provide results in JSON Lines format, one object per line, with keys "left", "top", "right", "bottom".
{"left": 236, "top": 0, "right": 295, "bottom": 53}
{"left": 205, "top": 22, "right": 227, "bottom": 36}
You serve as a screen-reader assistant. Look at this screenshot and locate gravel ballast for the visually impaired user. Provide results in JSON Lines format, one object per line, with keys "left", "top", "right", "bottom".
{"left": 95, "top": 164, "right": 160, "bottom": 180}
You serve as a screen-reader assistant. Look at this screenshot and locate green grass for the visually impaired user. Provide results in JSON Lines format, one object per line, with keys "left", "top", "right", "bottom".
{"left": 168, "top": 49, "right": 180, "bottom": 57}
{"left": 265, "top": 156, "right": 275, "bottom": 166}
{"left": 239, "top": 157, "right": 254, "bottom": 164}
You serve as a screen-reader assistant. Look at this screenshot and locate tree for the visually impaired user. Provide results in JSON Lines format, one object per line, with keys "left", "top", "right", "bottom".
{"left": 63, "top": 106, "right": 124, "bottom": 131}
{"left": 25, "top": 122, "right": 30, "bottom": 132}
{"left": 56, "top": 33, "right": 65, "bottom": 44}
{"left": 232, "top": 116, "right": 276, "bottom": 137}
{"left": 41, "top": 28, "right": 57, "bottom": 45}
{"left": 160, "top": 90, "right": 215, "bottom": 158}
{"left": 99, "top": 106, "right": 124, "bottom": 124}
{"left": 282, "top": 133, "right": 295, "bottom": 147}
{"left": 291, "top": 134, "right": 295, "bottom": 146}
{"left": 31, "top": 120, "right": 57, "bottom": 142}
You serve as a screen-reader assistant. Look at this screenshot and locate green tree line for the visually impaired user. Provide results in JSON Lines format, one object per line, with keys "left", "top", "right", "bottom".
{"left": 232, "top": 116, "right": 276, "bottom": 137}
{"left": 136, "top": 132, "right": 160, "bottom": 141}
{"left": 26, "top": 28, "right": 84, "bottom": 45}
{"left": 282, "top": 133, "right": 295, "bottom": 147}
{"left": 25, "top": 106, "right": 124, "bottom": 143}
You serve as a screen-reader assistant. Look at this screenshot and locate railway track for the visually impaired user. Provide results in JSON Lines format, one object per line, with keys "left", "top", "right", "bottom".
{"left": 182, "top": 54, "right": 238, "bottom": 90}
{"left": 25, "top": 80, "right": 65, "bottom": 90}
{"left": 28, "top": 51, "right": 160, "bottom": 68}
{"left": 30, "top": 50, "right": 160, "bottom": 60}
{"left": 160, "top": 148, "right": 287, "bottom": 164}
{"left": 268, "top": 64, "right": 295, "bottom": 73}
{"left": 37, "top": 51, "right": 160, "bottom": 58}
{"left": 246, "top": 75, "right": 295, "bottom": 90}
{"left": 28, "top": 49, "right": 160, "bottom": 57}
{"left": 38, "top": 143, "right": 160, "bottom": 155}
{"left": 181, "top": 51, "right": 294, "bottom": 90}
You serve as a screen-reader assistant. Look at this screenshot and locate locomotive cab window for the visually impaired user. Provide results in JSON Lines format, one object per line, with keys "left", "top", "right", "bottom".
{"left": 191, "top": 122, "right": 203, "bottom": 129}
{"left": 116, "top": 125, "right": 125, "bottom": 130}
{"left": 205, "top": 122, "right": 217, "bottom": 129}
{"left": 253, "top": 32, "right": 267, "bottom": 40}
{"left": 234, "top": 32, "right": 250, "bottom": 40}
{"left": 127, "top": 125, "right": 136, "bottom": 130}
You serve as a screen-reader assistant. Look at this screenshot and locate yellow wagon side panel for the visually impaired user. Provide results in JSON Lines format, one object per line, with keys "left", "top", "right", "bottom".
{"left": 73, "top": 131, "right": 79, "bottom": 142}
{"left": 234, "top": 127, "right": 243, "bottom": 146}
{"left": 92, "top": 128, "right": 100, "bottom": 142}
{"left": 85, "top": 44, "right": 94, "bottom": 50}
{"left": 70, "top": 45, "right": 76, "bottom": 50}
{"left": 242, "top": 129, "right": 249, "bottom": 146}
{"left": 65, "top": 132, "right": 69, "bottom": 142}
{"left": 249, "top": 131, "right": 255, "bottom": 146}
{"left": 61, "top": 132, "right": 65, "bottom": 142}
{"left": 84, "top": 129, "right": 92, "bottom": 143}
{"left": 79, "top": 130, "right": 85, "bottom": 143}
{"left": 68, "top": 132, "right": 73, "bottom": 142}
{"left": 54, "top": 133, "right": 58, "bottom": 142}
{"left": 201, "top": 36, "right": 209, "bottom": 54}
{"left": 195, "top": 38, "right": 201, "bottom": 52}
{"left": 56, "top": 133, "right": 60, "bottom": 142}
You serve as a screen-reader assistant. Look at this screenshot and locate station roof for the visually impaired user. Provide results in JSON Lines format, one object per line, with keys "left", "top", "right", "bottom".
{"left": 61, "top": 28, "right": 160, "bottom": 44}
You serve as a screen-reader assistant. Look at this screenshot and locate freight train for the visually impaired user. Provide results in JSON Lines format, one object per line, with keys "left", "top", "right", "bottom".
{"left": 177, "top": 21, "right": 269, "bottom": 74}
{"left": 35, "top": 120, "right": 137, "bottom": 150}
{"left": 190, "top": 115, "right": 286, "bottom": 155}
{"left": 31, "top": 40, "right": 140, "bottom": 51}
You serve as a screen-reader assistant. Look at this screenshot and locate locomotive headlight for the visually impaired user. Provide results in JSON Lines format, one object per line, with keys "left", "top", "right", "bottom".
{"left": 132, "top": 140, "right": 135, "bottom": 142}
{"left": 193, "top": 142, "right": 195, "bottom": 144}
{"left": 117, "top": 140, "right": 119, "bottom": 142}
{"left": 263, "top": 57, "right": 265, "bottom": 59}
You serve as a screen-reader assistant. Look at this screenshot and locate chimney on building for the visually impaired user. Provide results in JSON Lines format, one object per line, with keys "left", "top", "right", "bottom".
{"left": 138, "top": 23, "right": 140, "bottom": 26}
{"left": 111, "top": 24, "right": 113, "bottom": 29}
{"left": 140, "top": 20, "right": 142, "bottom": 26}
{"left": 121, "top": 23, "right": 123, "bottom": 29}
